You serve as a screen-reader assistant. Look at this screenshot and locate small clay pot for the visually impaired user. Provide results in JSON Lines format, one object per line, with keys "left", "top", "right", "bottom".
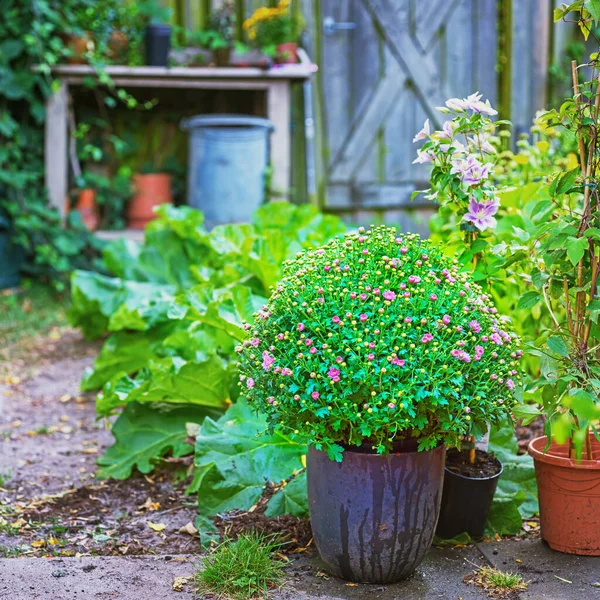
{"left": 213, "top": 47, "right": 232, "bottom": 67}
{"left": 529, "top": 435, "right": 600, "bottom": 555}
{"left": 75, "top": 189, "right": 99, "bottom": 231}
{"left": 275, "top": 42, "right": 298, "bottom": 64}
{"left": 63, "top": 32, "right": 94, "bottom": 64}
{"left": 107, "top": 30, "right": 128, "bottom": 62}
{"left": 127, "top": 173, "right": 173, "bottom": 229}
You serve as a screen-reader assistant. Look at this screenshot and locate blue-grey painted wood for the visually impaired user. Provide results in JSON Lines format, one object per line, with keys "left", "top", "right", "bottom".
{"left": 305, "top": 0, "right": 553, "bottom": 223}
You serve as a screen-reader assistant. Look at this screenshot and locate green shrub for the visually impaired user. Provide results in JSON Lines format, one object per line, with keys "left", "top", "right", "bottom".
{"left": 237, "top": 226, "right": 523, "bottom": 460}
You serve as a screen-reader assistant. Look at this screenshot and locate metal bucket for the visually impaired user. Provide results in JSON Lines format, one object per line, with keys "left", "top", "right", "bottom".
{"left": 180, "top": 115, "right": 274, "bottom": 228}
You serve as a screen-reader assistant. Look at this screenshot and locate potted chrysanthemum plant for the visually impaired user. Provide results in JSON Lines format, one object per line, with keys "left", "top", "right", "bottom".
{"left": 237, "top": 227, "right": 522, "bottom": 583}
{"left": 412, "top": 93, "right": 514, "bottom": 538}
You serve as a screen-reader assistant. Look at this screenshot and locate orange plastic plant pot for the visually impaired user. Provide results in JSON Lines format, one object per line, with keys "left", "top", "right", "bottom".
{"left": 75, "top": 188, "right": 99, "bottom": 231}
{"left": 127, "top": 173, "right": 173, "bottom": 229}
{"left": 276, "top": 42, "right": 298, "bottom": 64}
{"left": 528, "top": 435, "right": 600, "bottom": 555}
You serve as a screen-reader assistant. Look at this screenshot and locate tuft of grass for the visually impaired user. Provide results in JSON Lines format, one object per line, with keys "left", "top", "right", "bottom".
{"left": 465, "top": 565, "right": 528, "bottom": 598}
{"left": 194, "top": 532, "right": 286, "bottom": 600}
{"left": 0, "top": 281, "right": 68, "bottom": 345}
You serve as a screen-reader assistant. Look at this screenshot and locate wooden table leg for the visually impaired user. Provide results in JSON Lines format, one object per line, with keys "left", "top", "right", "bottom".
{"left": 45, "top": 81, "right": 69, "bottom": 220}
{"left": 267, "top": 81, "right": 291, "bottom": 200}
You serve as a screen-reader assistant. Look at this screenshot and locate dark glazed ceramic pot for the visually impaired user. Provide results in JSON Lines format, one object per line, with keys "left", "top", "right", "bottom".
{"left": 307, "top": 441, "right": 445, "bottom": 583}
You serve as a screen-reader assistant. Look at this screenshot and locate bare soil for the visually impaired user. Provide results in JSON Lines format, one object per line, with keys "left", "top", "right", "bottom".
{"left": 446, "top": 449, "right": 502, "bottom": 479}
{"left": 0, "top": 330, "right": 200, "bottom": 558}
{"left": 0, "top": 329, "right": 313, "bottom": 560}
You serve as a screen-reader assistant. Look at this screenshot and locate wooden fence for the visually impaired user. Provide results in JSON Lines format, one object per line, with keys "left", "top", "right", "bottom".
{"left": 166, "top": 0, "right": 579, "bottom": 228}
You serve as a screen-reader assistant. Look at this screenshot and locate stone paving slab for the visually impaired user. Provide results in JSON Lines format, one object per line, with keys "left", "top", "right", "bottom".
{"left": 275, "top": 546, "right": 489, "bottom": 599}
{"left": 2, "top": 542, "right": 599, "bottom": 599}
{"left": 0, "top": 546, "right": 490, "bottom": 600}
{"left": 0, "top": 555, "right": 197, "bottom": 600}
{"left": 478, "top": 539, "right": 600, "bottom": 599}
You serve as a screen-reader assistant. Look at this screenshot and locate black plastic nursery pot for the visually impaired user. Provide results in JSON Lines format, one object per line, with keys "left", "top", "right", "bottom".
{"left": 307, "top": 440, "right": 445, "bottom": 583}
{"left": 435, "top": 449, "right": 502, "bottom": 539}
{"left": 145, "top": 23, "right": 171, "bottom": 67}
{"left": 0, "top": 217, "right": 23, "bottom": 290}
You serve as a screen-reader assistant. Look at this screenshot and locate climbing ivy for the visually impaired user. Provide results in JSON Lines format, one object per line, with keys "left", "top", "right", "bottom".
{"left": 0, "top": 0, "right": 153, "bottom": 290}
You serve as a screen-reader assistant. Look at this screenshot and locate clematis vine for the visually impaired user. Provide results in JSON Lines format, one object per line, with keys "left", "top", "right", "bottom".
{"left": 412, "top": 92, "right": 510, "bottom": 287}
{"left": 412, "top": 92, "right": 506, "bottom": 233}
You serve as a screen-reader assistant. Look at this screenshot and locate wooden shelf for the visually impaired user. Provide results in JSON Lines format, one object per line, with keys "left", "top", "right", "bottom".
{"left": 95, "top": 229, "right": 145, "bottom": 243}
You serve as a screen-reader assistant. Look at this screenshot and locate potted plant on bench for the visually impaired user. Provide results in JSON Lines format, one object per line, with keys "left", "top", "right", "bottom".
{"left": 243, "top": 0, "right": 301, "bottom": 64}
{"left": 199, "top": 1, "right": 236, "bottom": 67}
{"left": 237, "top": 227, "right": 523, "bottom": 582}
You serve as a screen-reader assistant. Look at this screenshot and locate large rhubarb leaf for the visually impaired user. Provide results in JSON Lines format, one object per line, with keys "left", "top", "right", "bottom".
{"left": 193, "top": 400, "right": 307, "bottom": 545}
{"left": 97, "top": 355, "right": 233, "bottom": 416}
{"left": 69, "top": 270, "right": 175, "bottom": 339}
{"left": 97, "top": 402, "right": 223, "bottom": 479}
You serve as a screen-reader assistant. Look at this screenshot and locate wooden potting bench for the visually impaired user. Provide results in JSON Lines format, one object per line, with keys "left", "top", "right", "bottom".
{"left": 44, "top": 54, "right": 316, "bottom": 233}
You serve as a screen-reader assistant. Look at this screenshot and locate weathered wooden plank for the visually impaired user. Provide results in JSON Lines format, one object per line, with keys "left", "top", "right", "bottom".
{"left": 445, "top": 0, "right": 473, "bottom": 98}
{"left": 326, "top": 183, "right": 434, "bottom": 209}
{"left": 353, "top": 0, "right": 383, "bottom": 183}
{"left": 329, "top": 60, "right": 405, "bottom": 182}
{"left": 415, "top": 0, "right": 462, "bottom": 52}
{"left": 361, "top": 0, "right": 445, "bottom": 120}
{"left": 330, "top": 205, "right": 435, "bottom": 238}
{"left": 531, "top": 0, "right": 551, "bottom": 117}
{"left": 45, "top": 81, "right": 69, "bottom": 219}
{"left": 321, "top": 0, "right": 353, "bottom": 161}
{"left": 511, "top": 1, "right": 533, "bottom": 136}
{"left": 473, "top": 0, "right": 498, "bottom": 102}
{"left": 267, "top": 81, "right": 292, "bottom": 197}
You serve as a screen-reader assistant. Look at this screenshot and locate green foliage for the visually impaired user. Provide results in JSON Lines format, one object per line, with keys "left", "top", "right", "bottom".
{"left": 0, "top": 0, "right": 151, "bottom": 289}
{"left": 68, "top": 203, "right": 344, "bottom": 484}
{"left": 238, "top": 227, "right": 523, "bottom": 460}
{"left": 243, "top": 1, "right": 300, "bottom": 55}
{"left": 193, "top": 399, "right": 307, "bottom": 545}
{"left": 198, "top": 1, "right": 236, "bottom": 50}
{"left": 97, "top": 402, "right": 222, "bottom": 479}
{"left": 489, "top": 423, "right": 538, "bottom": 521}
{"left": 194, "top": 532, "right": 286, "bottom": 600}
{"left": 516, "top": 67, "right": 600, "bottom": 455}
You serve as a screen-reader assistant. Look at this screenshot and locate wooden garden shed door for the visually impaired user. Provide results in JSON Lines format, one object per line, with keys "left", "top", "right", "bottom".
{"left": 305, "top": 0, "right": 498, "bottom": 232}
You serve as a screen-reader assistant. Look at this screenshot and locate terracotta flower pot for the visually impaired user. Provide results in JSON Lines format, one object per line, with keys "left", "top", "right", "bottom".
{"left": 275, "top": 42, "right": 298, "bottom": 64}
{"left": 63, "top": 32, "right": 94, "bottom": 65}
{"left": 108, "top": 30, "right": 128, "bottom": 62}
{"left": 127, "top": 173, "right": 173, "bottom": 229}
{"left": 307, "top": 440, "right": 445, "bottom": 583}
{"left": 528, "top": 435, "right": 600, "bottom": 555}
{"left": 75, "top": 189, "right": 99, "bottom": 231}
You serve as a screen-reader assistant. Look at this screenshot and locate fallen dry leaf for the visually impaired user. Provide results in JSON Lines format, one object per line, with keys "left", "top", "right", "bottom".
{"left": 12, "top": 518, "right": 27, "bottom": 528}
{"left": 178, "top": 522, "right": 199, "bottom": 537}
{"left": 59, "top": 394, "right": 72, "bottom": 403}
{"left": 148, "top": 522, "right": 166, "bottom": 532}
{"left": 172, "top": 576, "right": 192, "bottom": 592}
{"left": 139, "top": 497, "right": 160, "bottom": 512}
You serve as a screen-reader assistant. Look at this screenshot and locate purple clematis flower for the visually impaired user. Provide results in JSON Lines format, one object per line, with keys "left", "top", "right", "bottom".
{"left": 463, "top": 199, "right": 498, "bottom": 231}
{"left": 451, "top": 155, "right": 493, "bottom": 186}
{"left": 412, "top": 118, "right": 431, "bottom": 142}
